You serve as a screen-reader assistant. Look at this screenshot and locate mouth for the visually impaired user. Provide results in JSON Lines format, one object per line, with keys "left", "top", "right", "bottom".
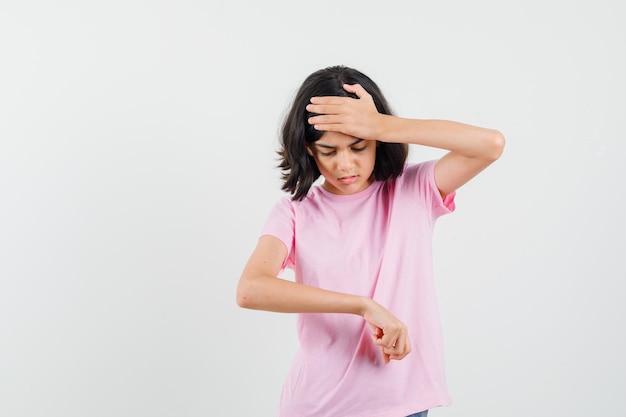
{"left": 338, "top": 175, "right": 358, "bottom": 185}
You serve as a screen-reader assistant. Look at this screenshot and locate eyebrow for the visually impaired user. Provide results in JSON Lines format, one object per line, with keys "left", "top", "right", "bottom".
{"left": 314, "top": 138, "right": 364, "bottom": 149}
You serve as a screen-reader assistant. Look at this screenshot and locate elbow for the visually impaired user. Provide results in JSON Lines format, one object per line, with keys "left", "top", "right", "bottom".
{"left": 236, "top": 278, "right": 255, "bottom": 309}
{"left": 236, "top": 283, "right": 250, "bottom": 309}
{"left": 486, "top": 129, "right": 505, "bottom": 162}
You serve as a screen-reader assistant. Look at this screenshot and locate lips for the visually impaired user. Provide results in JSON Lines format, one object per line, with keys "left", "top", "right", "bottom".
{"left": 338, "top": 175, "right": 358, "bottom": 185}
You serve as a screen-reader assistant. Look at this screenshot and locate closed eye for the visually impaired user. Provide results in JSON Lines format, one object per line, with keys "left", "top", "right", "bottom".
{"left": 352, "top": 147, "right": 366, "bottom": 152}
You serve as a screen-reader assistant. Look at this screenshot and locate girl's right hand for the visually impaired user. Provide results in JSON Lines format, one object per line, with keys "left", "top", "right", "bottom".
{"left": 361, "top": 298, "right": 411, "bottom": 364}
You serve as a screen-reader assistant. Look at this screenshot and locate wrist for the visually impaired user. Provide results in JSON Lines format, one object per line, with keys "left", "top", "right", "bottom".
{"left": 375, "top": 114, "right": 398, "bottom": 142}
{"left": 357, "top": 296, "right": 375, "bottom": 317}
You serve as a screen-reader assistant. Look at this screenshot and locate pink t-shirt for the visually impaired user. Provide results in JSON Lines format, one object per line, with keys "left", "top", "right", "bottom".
{"left": 261, "top": 161, "right": 456, "bottom": 417}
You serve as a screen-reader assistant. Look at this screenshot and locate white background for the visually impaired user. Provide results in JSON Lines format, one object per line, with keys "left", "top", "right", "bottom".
{"left": 1, "top": 1, "right": 624, "bottom": 416}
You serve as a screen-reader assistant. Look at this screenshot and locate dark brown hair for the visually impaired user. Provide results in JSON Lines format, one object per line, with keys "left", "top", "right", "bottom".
{"left": 279, "top": 65, "right": 408, "bottom": 201}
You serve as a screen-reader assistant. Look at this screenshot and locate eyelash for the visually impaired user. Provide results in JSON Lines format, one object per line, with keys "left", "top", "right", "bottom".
{"left": 320, "top": 147, "right": 366, "bottom": 157}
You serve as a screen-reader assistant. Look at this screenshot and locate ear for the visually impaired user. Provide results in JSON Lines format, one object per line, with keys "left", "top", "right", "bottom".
{"left": 306, "top": 145, "right": 314, "bottom": 156}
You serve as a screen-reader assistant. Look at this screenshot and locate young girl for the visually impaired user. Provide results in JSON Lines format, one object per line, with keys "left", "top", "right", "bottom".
{"left": 237, "top": 65, "right": 504, "bottom": 417}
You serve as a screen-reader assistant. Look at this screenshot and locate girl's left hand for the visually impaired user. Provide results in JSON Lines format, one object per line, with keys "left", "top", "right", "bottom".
{"left": 306, "top": 84, "right": 386, "bottom": 140}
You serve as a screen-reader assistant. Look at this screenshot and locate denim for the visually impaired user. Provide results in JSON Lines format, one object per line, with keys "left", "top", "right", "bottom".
{"left": 406, "top": 411, "right": 428, "bottom": 417}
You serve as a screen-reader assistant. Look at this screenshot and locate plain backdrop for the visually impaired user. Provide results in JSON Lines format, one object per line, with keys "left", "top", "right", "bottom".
{"left": 1, "top": 1, "right": 624, "bottom": 416}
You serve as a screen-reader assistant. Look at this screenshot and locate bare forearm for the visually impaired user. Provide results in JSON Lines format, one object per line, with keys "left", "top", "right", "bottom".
{"left": 237, "top": 274, "right": 368, "bottom": 315}
{"left": 237, "top": 234, "right": 413, "bottom": 363}
{"left": 378, "top": 115, "right": 504, "bottom": 161}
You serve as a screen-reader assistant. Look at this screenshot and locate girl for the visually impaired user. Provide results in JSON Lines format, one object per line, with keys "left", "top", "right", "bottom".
{"left": 237, "top": 65, "right": 504, "bottom": 417}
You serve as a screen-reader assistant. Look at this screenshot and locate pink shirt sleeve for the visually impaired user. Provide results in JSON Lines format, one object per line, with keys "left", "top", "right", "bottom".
{"left": 399, "top": 160, "right": 456, "bottom": 219}
{"left": 260, "top": 196, "right": 296, "bottom": 270}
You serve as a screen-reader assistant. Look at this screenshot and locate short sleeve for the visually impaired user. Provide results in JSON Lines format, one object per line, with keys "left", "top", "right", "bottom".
{"left": 260, "top": 196, "right": 296, "bottom": 270}
{"left": 399, "top": 160, "right": 456, "bottom": 219}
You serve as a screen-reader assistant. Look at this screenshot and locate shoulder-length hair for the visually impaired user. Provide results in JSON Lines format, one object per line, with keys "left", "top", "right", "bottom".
{"left": 278, "top": 65, "right": 408, "bottom": 201}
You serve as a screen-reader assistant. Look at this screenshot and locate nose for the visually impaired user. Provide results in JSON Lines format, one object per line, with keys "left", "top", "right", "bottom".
{"left": 336, "top": 149, "right": 355, "bottom": 172}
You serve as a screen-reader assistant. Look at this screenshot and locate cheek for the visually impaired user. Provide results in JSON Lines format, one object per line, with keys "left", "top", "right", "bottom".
{"left": 365, "top": 149, "right": 377, "bottom": 166}
{"left": 314, "top": 158, "right": 332, "bottom": 173}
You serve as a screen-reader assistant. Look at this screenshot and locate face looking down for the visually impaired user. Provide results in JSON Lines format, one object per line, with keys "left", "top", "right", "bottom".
{"left": 307, "top": 131, "right": 377, "bottom": 195}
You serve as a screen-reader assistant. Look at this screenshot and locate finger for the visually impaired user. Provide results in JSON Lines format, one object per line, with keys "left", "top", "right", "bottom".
{"left": 343, "top": 83, "right": 369, "bottom": 99}
{"left": 383, "top": 333, "right": 404, "bottom": 351}
{"left": 306, "top": 104, "right": 343, "bottom": 115}
{"left": 382, "top": 345, "right": 397, "bottom": 355}
{"left": 310, "top": 123, "right": 346, "bottom": 132}
{"left": 373, "top": 332, "right": 396, "bottom": 349}
{"left": 307, "top": 114, "right": 344, "bottom": 125}
{"left": 383, "top": 337, "right": 402, "bottom": 353}
{"left": 389, "top": 336, "right": 411, "bottom": 360}
{"left": 371, "top": 332, "right": 387, "bottom": 357}
{"left": 390, "top": 348, "right": 410, "bottom": 360}
{"left": 310, "top": 96, "right": 353, "bottom": 105}
{"left": 371, "top": 328, "right": 385, "bottom": 342}
{"left": 378, "top": 344, "right": 391, "bottom": 364}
